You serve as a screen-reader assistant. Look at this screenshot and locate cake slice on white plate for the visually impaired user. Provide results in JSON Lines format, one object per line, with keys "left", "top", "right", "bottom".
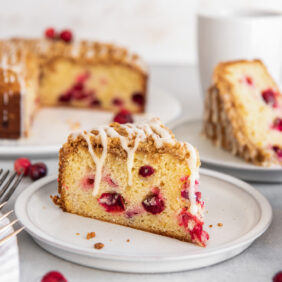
{"left": 53, "top": 119, "right": 209, "bottom": 247}
{"left": 203, "top": 59, "right": 282, "bottom": 166}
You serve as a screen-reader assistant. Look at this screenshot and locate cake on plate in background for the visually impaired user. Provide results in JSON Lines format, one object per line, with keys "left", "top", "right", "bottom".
{"left": 203, "top": 59, "right": 282, "bottom": 167}
{"left": 54, "top": 118, "right": 209, "bottom": 247}
{"left": 0, "top": 34, "right": 148, "bottom": 139}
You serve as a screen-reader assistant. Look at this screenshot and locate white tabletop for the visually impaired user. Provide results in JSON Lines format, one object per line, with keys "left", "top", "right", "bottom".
{"left": 1, "top": 65, "right": 281, "bottom": 282}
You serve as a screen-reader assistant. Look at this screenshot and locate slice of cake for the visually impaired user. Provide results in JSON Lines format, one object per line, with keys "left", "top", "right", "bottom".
{"left": 203, "top": 59, "right": 282, "bottom": 166}
{"left": 55, "top": 119, "right": 209, "bottom": 247}
{"left": 0, "top": 39, "right": 148, "bottom": 139}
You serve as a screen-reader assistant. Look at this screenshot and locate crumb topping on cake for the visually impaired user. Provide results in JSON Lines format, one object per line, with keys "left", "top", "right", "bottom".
{"left": 61, "top": 118, "right": 200, "bottom": 215}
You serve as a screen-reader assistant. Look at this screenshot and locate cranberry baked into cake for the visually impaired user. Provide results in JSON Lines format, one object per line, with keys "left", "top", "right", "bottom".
{"left": 55, "top": 119, "right": 209, "bottom": 247}
{"left": 0, "top": 39, "right": 147, "bottom": 139}
{"left": 204, "top": 60, "right": 282, "bottom": 166}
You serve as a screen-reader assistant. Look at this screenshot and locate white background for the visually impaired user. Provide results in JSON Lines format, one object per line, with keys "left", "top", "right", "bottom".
{"left": 0, "top": 0, "right": 281, "bottom": 64}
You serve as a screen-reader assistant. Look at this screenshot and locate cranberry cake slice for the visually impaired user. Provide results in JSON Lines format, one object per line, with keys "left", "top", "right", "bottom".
{"left": 55, "top": 119, "right": 209, "bottom": 247}
{"left": 204, "top": 59, "right": 282, "bottom": 166}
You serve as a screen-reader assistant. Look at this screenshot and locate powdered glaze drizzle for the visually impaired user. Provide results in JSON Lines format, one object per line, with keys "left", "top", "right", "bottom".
{"left": 80, "top": 119, "right": 198, "bottom": 201}
{"left": 184, "top": 142, "right": 199, "bottom": 215}
{"left": 82, "top": 127, "right": 107, "bottom": 196}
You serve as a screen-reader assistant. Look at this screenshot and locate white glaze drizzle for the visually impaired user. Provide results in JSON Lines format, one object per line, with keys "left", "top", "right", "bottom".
{"left": 71, "top": 41, "right": 81, "bottom": 58}
{"left": 3, "top": 92, "right": 9, "bottom": 105}
{"left": 82, "top": 127, "right": 107, "bottom": 196}
{"left": 184, "top": 142, "right": 199, "bottom": 215}
{"left": 80, "top": 119, "right": 198, "bottom": 207}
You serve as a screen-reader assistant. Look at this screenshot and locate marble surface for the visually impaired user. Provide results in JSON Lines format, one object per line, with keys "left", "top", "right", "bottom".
{"left": 1, "top": 66, "right": 281, "bottom": 282}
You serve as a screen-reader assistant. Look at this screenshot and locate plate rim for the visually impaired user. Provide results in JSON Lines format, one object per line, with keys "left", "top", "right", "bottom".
{"left": 169, "top": 117, "right": 282, "bottom": 172}
{"left": 15, "top": 168, "right": 272, "bottom": 262}
{"left": 0, "top": 85, "right": 181, "bottom": 157}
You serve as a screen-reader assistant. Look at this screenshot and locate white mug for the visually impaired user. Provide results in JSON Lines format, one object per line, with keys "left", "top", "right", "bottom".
{"left": 197, "top": 9, "right": 282, "bottom": 95}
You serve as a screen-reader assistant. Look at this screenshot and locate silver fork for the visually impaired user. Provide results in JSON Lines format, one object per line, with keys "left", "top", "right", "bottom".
{"left": 0, "top": 169, "right": 24, "bottom": 246}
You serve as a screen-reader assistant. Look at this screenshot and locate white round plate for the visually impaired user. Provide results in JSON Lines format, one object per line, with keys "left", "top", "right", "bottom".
{"left": 15, "top": 169, "right": 272, "bottom": 273}
{"left": 170, "top": 119, "right": 282, "bottom": 183}
{"left": 0, "top": 85, "right": 181, "bottom": 157}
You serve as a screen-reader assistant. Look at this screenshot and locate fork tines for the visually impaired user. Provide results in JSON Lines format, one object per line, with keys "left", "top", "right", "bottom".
{"left": 0, "top": 170, "right": 24, "bottom": 205}
{"left": 0, "top": 170, "right": 25, "bottom": 246}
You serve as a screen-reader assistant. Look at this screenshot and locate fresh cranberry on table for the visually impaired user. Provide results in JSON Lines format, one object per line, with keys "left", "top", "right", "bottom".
{"left": 41, "top": 271, "right": 67, "bottom": 282}
{"left": 59, "top": 29, "right": 73, "bottom": 43}
{"left": 113, "top": 109, "right": 134, "bottom": 124}
{"left": 44, "top": 27, "right": 56, "bottom": 39}
{"left": 273, "top": 271, "right": 282, "bottom": 282}
{"left": 14, "top": 157, "right": 31, "bottom": 176}
{"left": 98, "top": 192, "right": 125, "bottom": 213}
{"left": 142, "top": 192, "right": 165, "bottom": 214}
{"left": 29, "top": 163, "right": 47, "bottom": 181}
{"left": 139, "top": 165, "right": 155, "bottom": 177}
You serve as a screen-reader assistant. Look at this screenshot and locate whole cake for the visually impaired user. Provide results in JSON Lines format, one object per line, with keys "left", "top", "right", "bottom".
{"left": 54, "top": 119, "right": 209, "bottom": 247}
{"left": 203, "top": 59, "right": 282, "bottom": 166}
{"left": 0, "top": 39, "right": 147, "bottom": 139}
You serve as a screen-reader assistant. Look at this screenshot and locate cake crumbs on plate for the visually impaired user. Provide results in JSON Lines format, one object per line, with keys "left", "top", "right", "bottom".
{"left": 209, "top": 224, "right": 213, "bottom": 228}
{"left": 86, "top": 232, "right": 96, "bottom": 239}
{"left": 217, "top": 223, "right": 223, "bottom": 227}
{"left": 66, "top": 120, "right": 81, "bottom": 130}
{"left": 94, "top": 242, "right": 104, "bottom": 249}
{"left": 126, "top": 239, "right": 130, "bottom": 243}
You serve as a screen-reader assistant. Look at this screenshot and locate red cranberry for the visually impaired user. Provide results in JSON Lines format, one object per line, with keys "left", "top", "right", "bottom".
{"left": 60, "top": 29, "right": 72, "bottom": 43}
{"left": 142, "top": 192, "right": 165, "bottom": 214}
{"left": 41, "top": 271, "right": 67, "bottom": 282}
{"left": 132, "top": 92, "right": 145, "bottom": 106}
{"left": 273, "top": 271, "right": 282, "bottom": 282}
{"left": 90, "top": 99, "right": 101, "bottom": 106}
{"left": 73, "top": 82, "right": 84, "bottom": 91}
{"left": 87, "top": 178, "right": 94, "bottom": 185}
{"left": 72, "top": 90, "right": 89, "bottom": 100}
{"left": 195, "top": 191, "right": 202, "bottom": 203}
{"left": 81, "top": 175, "right": 95, "bottom": 191}
{"left": 113, "top": 109, "right": 134, "bottom": 124}
{"left": 98, "top": 192, "right": 125, "bottom": 213}
{"left": 181, "top": 189, "right": 189, "bottom": 200}
{"left": 245, "top": 76, "right": 253, "bottom": 86}
{"left": 45, "top": 28, "right": 56, "bottom": 39}
{"left": 58, "top": 92, "right": 72, "bottom": 103}
{"left": 103, "top": 175, "right": 118, "bottom": 188}
{"left": 273, "top": 146, "right": 282, "bottom": 158}
{"left": 262, "top": 89, "right": 278, "bottom": 107}
{"left": 273, "top": 118, "right": 282, "bottom": 131}
{"left": 14, "top": 157, "right": 31, "bottom": 176}
{"left": 76, "top": 72, "right": 90, "bottom": 83}
{"left": 178, "top": 209, "right": 209, "bottom": 246}
{"left": 29, "top": 163, "right": 47, "bottom": 181}
{"left": 139, "top": 165, "right": 155, "bottom": 177}
{"left": 112, "top": 98, "right": 123, "bottom": 106}
{"left": 125, "top": 207, "right": 143, "bottom": 218}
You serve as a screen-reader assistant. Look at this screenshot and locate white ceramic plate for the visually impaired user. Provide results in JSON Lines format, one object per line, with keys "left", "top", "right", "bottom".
{"left": 0, "top": 85, "right": 181, "bottom": 157}
{"left": 170, "top": 119, "right": 282, "bottom": 183}
{"left": 15, "top": 169, "right": 272, "bottom": 273}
